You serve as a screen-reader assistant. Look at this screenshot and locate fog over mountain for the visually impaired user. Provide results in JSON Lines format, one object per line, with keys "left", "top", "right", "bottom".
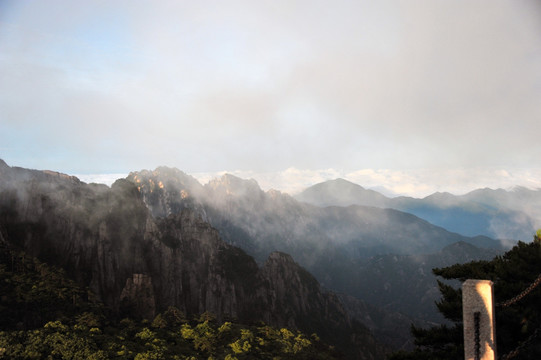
{"left": 0, "top": 160, "right": 385, "bottom": 359}
{"left": 296, "top": 178, "right": 541, "bottom": 243}
{"left": 3, "top": 1, "right": 541, "bottom": 356}
{"left": 125, "top": 166, "right": 504, "bottom": 329}
{"left": 0, "top": 160, "right": 520, "bottom": 352}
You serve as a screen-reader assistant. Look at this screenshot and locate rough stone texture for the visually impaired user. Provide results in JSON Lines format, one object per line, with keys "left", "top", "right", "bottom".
{"left": 120, "top": 273, "right": 156, "bottom": 320}
{"left": 462, "top": 279, "right": 496, "bottom": 360}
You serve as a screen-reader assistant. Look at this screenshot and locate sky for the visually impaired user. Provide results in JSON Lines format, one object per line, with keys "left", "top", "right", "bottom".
{"left": 1, "top": 0, "right": 541, "bottom": 197}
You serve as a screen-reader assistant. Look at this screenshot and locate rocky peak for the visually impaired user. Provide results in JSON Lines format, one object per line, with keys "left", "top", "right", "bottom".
{"left": 126, "top": 167, "right": 207, "bottom": 219}
{"left": 206, "top": 174, "right": 262, "bottom": 198}
{"left": 266, "top": 188, "right": 283, "bottom": 198}
{"left": 265, "top": 188, "right": 297, "bottom": 204}
{"left": 128, "top": 167, "right": 204, "bottom": 195}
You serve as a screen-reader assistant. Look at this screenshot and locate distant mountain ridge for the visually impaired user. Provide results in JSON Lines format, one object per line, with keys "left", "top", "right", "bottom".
{"left": 295, "top": 178, "right": 540, "bottom": 242}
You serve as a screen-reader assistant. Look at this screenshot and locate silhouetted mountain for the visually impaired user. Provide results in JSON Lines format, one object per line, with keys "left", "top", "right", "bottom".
{"left": 296, "top": 178, "right": 540, "bottom": 242}
{"left": 0, "top": 161, "right": 385, "bottom": 359}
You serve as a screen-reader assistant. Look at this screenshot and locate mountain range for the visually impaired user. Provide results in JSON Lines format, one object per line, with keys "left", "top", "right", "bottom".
{"left": 2, "top": 161, "right": 531, "bottom": 357}
{"left": 295, "top": 178, "right": 540, "bottom": 243}
{"left": 0, "top": 160, "right": 384, "bottom": 359}
{"left": 125, "top": 168, "right": 505, "bottom": 330}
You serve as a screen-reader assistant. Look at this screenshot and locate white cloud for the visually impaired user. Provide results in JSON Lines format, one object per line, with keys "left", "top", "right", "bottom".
{"left": 1, "top": 1, "right": 541, "bottom": 175}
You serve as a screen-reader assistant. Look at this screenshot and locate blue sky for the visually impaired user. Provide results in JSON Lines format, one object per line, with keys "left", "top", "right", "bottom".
{"left": 1, "top": 1, "right": 541, "bottom": 196}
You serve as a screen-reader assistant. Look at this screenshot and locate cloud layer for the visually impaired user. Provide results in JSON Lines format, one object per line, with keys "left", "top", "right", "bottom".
{"left": 1, "top": 1, "right": 541, "bottom": 187}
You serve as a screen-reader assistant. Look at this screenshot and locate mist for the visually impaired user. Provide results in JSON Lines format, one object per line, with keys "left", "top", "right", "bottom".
{"left": 0, "top": 158, "right": 534, "bottom": 351}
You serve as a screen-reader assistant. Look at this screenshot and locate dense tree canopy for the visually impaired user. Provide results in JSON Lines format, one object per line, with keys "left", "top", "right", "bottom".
{"left": 390, "top": 234, "right": 541, "bottom": 360}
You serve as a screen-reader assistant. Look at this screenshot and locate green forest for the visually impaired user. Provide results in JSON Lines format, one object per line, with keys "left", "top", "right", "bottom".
{"left": 0, "top": 248, "right": 339, "bottom": 360}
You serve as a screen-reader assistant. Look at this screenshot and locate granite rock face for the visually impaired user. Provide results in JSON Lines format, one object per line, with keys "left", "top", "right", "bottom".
{"left": 126, "top": 166, "right": 503, "bottom": 330}
{"left": 0, "top": 160, "right": 384, "bottom": 359}
{"left": 120, "top": 273, "right": 156, "bottom": 319}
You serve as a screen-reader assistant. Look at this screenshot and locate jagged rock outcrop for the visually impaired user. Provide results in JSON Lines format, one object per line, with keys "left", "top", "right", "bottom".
{"left": 129, "top": 167, "right": 207, "bottom": 219}
{"left": 0, "top": 161, "right": 385, "bottom": 359}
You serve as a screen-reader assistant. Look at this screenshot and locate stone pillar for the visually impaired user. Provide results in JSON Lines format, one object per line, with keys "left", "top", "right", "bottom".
{"left": 462, "top": 279, "right": 496, "bottom": 360}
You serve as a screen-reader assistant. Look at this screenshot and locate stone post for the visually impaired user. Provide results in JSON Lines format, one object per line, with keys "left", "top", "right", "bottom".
{"left": 462, "top": 279, "right": 496, "bottom": 360}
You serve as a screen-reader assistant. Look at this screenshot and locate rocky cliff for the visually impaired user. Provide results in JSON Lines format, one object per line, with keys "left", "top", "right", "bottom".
{"left": 0, "top": 160, "right": 384, "bottom": 359}
{"left": 125, "top": 168, "right": 501, "bottom": 304}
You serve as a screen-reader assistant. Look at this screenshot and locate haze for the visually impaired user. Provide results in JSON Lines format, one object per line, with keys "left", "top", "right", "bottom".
{"left": 1, "top": 1, "right": 541, "bottom": 197}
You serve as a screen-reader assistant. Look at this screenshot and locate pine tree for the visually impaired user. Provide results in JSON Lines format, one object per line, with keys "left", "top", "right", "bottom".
{"left": 390, "top": 234, "right": 541, "bottom": 360}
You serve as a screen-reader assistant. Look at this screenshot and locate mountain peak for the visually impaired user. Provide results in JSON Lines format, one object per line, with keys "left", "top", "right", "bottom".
{"left": 329, "top": 177, "right": 365, "bottom": 188}
{"left": 206, "top": 174, "right": 262, "bottom": 196}
{"left": 423, "top": 191, "right": 458, "bottom": 204}
{"left": 295, "top": 178, "right": 389, "bottom": 208}
{"left": 128, "top": 167, "right": 204, "bottom": 193}
{"left": 312, "top": 178, "right": 366, "bottom": 191}
{"left": 130, "top": 166, "right": 197, "bottom": 183}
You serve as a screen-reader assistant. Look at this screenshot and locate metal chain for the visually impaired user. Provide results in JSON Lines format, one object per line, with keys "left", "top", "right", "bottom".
{"left": 497, "top": 273, "right": 541, "bottom": 308}
{"left": 494, "top": 273, "right": 541, "bottom": 359}
{"left": 499, "top": 324, "right": 541, "bottom": 360}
